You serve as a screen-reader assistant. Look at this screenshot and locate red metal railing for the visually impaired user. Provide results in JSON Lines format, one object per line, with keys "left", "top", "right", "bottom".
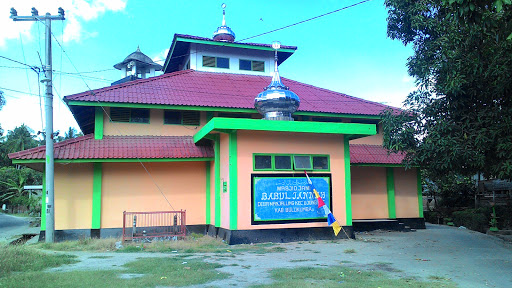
{"left": 122, "top": 210, "right": 186, "bottom": 242}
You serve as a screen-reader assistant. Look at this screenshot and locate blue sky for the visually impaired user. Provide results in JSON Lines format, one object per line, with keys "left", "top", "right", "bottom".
{"left": 0, "top": 0, "right": 415, "bottom": 137}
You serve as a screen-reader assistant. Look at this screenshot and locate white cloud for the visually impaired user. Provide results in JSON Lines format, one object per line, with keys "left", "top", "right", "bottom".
{"left": 0, "top": 0, "right": 126, "bottom": 47}
{"left": 152, "top": 48, "right": 169, "bottom": 64}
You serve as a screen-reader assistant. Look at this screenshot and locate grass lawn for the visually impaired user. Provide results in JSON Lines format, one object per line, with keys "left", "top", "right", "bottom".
{"left": 5, "top": 236, "right": 459, "bottom": 287}
{"left": 0, "top": 245, "right": 78, "bottom": 278}
{"left": 32, "top": 234, "right": 287, "bottom": 254}
{"left": 251, "top": 266, "right": 457, "bottom": 288}
{"left": 0, "top": 245, "right": 229, "bottom": 288}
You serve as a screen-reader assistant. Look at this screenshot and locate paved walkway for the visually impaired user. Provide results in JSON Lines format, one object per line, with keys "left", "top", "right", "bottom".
{"left": 42, "top": 224, "right": 512, "bottom": 288}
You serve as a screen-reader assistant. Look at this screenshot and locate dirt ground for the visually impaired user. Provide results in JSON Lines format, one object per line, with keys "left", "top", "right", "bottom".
{"left": 43, "top": 224, "right": 512, "bottom": 288}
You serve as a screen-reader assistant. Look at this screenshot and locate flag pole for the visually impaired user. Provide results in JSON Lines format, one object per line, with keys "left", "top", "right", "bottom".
{"left": 304, "top": 170, "right": 351, "bottom": 239}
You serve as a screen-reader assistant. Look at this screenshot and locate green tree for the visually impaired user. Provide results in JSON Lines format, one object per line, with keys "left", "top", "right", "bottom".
{"left": 63, "top": 127, "right": 83, "bottom": 140}
{"left": 0, "top": 167, "right": 42, "bottom": 211}
{"left": 0, "top": 90, "right": 5, "bottom": 136}
{"left": 382, "top": 0, "right": 512, "bottom": 180}
{"left": 3, "top": 124, "right": 38, "bottom": 153}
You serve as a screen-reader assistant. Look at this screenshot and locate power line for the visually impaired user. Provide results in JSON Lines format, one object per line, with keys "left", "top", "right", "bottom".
{"left": 0, "top": 55, "right": 39, "bottom": 73}
{"left": 159, "top": 0, "right": 374, "bottom": 65}
{"left": 240, "top": 0, "right": 373, "bottom": 42}
{"left": 0, "top": 86, "right": 41, "bottom": 96}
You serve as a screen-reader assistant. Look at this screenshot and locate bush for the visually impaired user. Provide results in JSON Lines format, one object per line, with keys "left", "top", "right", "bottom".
{"left": 493, "top": 206, "right": 512, "bottom": 229}
{"left": 424, "top": 211, "right": 442, "bottom": 224}
{"left": 452, "top": 209, "right": 489, "bottom": 232}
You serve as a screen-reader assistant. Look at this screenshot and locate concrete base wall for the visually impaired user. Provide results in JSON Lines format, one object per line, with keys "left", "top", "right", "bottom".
{"left": 38, "top": 225, "right": 207, "bottom": 242}
{"left": 206, "top": 225, "right": 354, "bottom": 245}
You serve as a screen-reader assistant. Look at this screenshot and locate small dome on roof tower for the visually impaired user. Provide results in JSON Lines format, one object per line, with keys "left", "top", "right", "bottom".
{"left": 254, "top": 41, "right": 300, "bottom": 121}
{"left": 114, "top": 46, "right": 162, "bottom": 71}
{"left": 213, "top": 3, "right": 235, "bottom": 42}
{"left": 112, "top": 46, "right": 163, "bottom": 85}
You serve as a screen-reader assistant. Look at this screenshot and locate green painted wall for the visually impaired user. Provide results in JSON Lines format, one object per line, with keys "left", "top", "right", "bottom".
{"left": 94, "top": 107, "right": 104, "bottom": 140}
{"left": 417, "top": 169, "right": 424, "bottom": 218}
{"left": 206, "top": 161, "right": 211, "bottom": 225}
{"left": 91, "top": 163, "right": 102, "bottom": 229}
{"left": 386, "top": 168, "right": 397, "bottom": 219}
{"left": 229, "top": 132, "right": 238, "bottom": 230}
{"left": 41, "top": 170, "right": 46, "bottom": 231}
{"left": 214, "top": 135, "right": 221, "bottom": 227}
{"left": 344, "top": 137, "right": 352, "bottom": 226}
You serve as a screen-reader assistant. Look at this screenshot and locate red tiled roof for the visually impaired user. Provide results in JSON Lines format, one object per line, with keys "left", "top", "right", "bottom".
{"left": 350, "top": 144, "right": 405, "bottom": 165}
{"left": 65, "top": 70, "right": 398, "bottom": 116}
{"left": 8, "top": 134, "right": 213, "bottom": 160}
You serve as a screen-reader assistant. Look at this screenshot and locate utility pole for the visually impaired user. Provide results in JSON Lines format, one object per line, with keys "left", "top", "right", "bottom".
{"left": 10, "top": 7, "right": 65, "bottom": 243}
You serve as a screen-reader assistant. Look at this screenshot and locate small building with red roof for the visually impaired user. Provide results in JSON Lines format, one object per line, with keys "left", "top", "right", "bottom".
{"left": 9, "top": 7, "right": 424, "bottom": 243}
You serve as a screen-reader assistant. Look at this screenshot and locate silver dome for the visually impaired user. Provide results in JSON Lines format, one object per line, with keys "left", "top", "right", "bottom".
{"left": 255, "top": 55, "right": 300, "bottom": 121}
{"left": 213, "top": 4, "right": 235, "bottom": 42}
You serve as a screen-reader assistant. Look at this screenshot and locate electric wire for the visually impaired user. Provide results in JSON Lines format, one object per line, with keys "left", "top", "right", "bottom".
{"left": 0, "top": 86, "right": 41, "bottom": 96}
{"left": 156, "top": 0, "right": 374, "bottom": 66}
{"left": 38, "top": 19, "right": 178, "bottom": 212}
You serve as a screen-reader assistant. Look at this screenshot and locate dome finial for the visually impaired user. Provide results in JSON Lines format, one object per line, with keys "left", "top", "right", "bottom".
{"left": 213, "top": 3, "right": 235, "bottom": 42}
{"left": 222, "top": 3, "right": 226, "bottom": 26}
{"left": 270, "top": 41, "right": 283, "bottom": 88}
{"left": 254, "top": 41, "right": 300, "bottom": 121}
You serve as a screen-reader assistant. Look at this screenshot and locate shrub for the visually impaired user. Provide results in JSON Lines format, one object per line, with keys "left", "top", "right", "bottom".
{"left": 452, "top": 209, "right": 489, "bottom": 232}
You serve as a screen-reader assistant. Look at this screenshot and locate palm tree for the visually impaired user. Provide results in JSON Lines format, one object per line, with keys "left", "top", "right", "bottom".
{"left": 0, "top": 170, "right": 30, "bottom": 201}
{"left": 4, "top": 124, "right": 38, "bottom": 153}
{"left": 64, "top": 127, "right": 83, "bottom": 140}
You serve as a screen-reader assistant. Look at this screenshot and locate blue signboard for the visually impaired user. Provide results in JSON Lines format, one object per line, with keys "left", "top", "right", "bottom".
{"left": 252, "top": 175, "right": 331, "bottom": 223}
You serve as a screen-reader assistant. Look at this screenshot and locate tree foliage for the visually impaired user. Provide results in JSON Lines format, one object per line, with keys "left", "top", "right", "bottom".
{"left": 0, "top": 90, "right": 5, "bottom": 136}
{"left": 382, "top": 0, "right": 512, "bottom": 180}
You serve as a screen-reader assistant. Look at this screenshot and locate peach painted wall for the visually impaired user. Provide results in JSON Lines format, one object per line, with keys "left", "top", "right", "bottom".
{"left": 394, "top": 168, "right": 420, "bottom": 218}
{"left": 351, "top": 166, "right": 388, "bottom": 219}
{"left": 350, "top": 124, "right": 383, "bottom": 146}
{"left": 54, "top": 163, "right": 93, "bottom": 230}
{"left": 236, "top": 130, "right": 346, "bottom": 230}
{"left": 103, "top": 108, "right": 205, "bottom": 136}
{"left": 100, "top": 162, "right": 206, "bottom": 228}
{"left": 219, "top": 133, "right": 230, "bottom": 229}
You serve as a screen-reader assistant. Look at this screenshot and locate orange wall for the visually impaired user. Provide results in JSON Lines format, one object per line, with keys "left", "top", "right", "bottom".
{"left": 236, "top": 131, "right": 346, "bottom": 229}
{"left": 103, "top": 108, "right": 206, "bottom": 136}
{"left": 351, "top": 166, "right": 388, "bottom": 219}
{"left": 350, "top": 125, "right": 383, "bottom": 146}
{"left": 55, "top": 163, "right": 93, "bottom": 230}
{"left": 100, "top": 162, "right": 206, "bottom": 228}
{"left": 394, "top": 168, "right": 420, "bottom": 218}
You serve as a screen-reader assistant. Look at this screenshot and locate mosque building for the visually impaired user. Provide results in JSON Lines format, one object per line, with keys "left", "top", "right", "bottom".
{"left": 9, "top": 5, "right": 424, "bottom": 243}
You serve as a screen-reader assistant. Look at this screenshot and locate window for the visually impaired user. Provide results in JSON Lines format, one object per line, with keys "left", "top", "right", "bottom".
{"left": 202, "top": 56, "right": 230, "bottom": 69}
{"left": 313, "top": 156, "right": 329, "bottom": 170}
{"left": 253, "top": 154, "right": 329, "bottom": 171}
{"left": 254, "top": 155, "right": 272, "bottom": 170}
{"left": 293, "top": 155, "right": 312, "bottom": 170}
{"left": 217, "top": 112, "right": 253, "bottom": 119}
{"left": 311, "top": 117, "right": 342, "bottom": 123}
{"left": 239, "top": 59, "right": 265, "bottom": 72}
{"left": 274, "top": 155, "right": 292, "bottom": 170}
{"left": 164, "top": 111, "right": 200, "bottom": 126}
{"left": 110, "top": 107, "right": 149, "bottom": 123}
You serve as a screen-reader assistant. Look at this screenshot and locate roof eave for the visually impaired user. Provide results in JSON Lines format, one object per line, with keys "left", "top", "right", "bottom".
{"left": 194, "top": 117, "right": 376, "bottom": 143}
